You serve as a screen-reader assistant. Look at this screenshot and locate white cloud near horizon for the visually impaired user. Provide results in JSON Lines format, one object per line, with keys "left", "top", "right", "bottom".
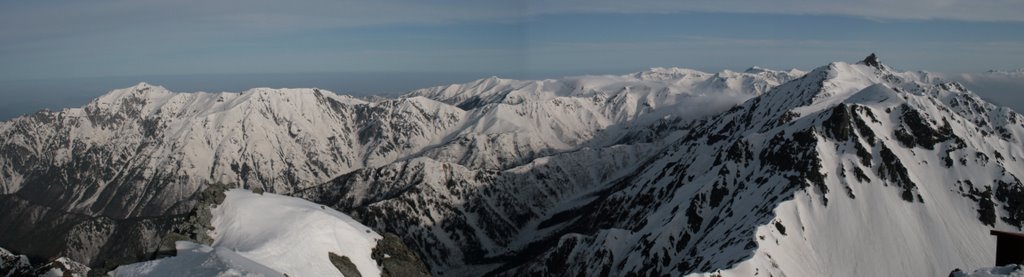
{"left": 527, "top": 0, "right": 1024, "bottom": 22}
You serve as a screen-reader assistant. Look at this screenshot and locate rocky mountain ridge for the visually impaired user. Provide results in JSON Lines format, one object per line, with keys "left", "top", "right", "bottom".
{"left": 2, "top": 56, "right": 1021, "bottom": 276}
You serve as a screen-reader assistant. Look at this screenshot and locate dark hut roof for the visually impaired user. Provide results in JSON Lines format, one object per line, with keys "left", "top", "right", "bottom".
{"left": 991, "top": 230, "right": 1024, "bottom": 239}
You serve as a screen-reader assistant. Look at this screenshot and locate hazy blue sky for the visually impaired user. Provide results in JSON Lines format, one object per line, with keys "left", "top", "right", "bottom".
{"left": 1, "top": 0, "right": 1023, "bottom": 119}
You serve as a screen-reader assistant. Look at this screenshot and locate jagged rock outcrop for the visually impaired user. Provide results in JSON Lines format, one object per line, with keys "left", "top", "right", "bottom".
{"left": 371, "top": 233, "right": 431, "bottom": 277}
{"left": 1, "top": 247, "right": 90, "bottom": 277}
{"left": 330, "top": 252, "right": 363, "bottom": 277}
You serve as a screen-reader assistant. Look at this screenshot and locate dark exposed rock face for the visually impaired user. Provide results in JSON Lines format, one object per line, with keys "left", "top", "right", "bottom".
{"left": 0, "top": 183, "right": 233, "bottom": 275}
{"left": 155, "top": 183, "right": 230, "bottom": 258}
{"left": 329, "top": 252, "right": 363, "bottom": 277}
{"left": 823, "top": 104, "right": 854, "bottom": 141}
{"left": 0, "top": 248, "right": 90, "bottom": 277}
{"left": 0, "top": 194, "right": 180, "bottom": 273}
{"left": 893, "top": 105, "right": 955, "bottom": 150}
{"left": 0, "top": 248, "right": 33, "bottom": 276}
{"left": 877, "top": 145, "right": 919, "bottom": 202}
{"left": 996, "top": 178, "right": 1024, "bottom": 228}
{"left": 862, "top": 53, "right": 882, "bottom": 68}
{"left": 961, "top": 183, "right": 996, "bottom": 226}
{"left": 372, "top": 233, "right": 431, "bottom": 277}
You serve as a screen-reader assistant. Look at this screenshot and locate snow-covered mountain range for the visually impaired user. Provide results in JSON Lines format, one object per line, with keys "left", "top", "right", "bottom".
{"left": 1, "top": 55, "right": 1022, "bottom": 276}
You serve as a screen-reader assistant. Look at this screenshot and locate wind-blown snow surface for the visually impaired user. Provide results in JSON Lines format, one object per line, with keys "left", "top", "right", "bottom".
{"left": 114, "top": 189, "right": 381, "bottom": 277}
{"left": 112, "top": 241, "right": 281, "bottom": 277}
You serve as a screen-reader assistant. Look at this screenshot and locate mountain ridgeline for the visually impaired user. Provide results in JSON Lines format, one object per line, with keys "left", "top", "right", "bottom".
{"left": 1, "top": 55, "right": 1022, "bottom": 276}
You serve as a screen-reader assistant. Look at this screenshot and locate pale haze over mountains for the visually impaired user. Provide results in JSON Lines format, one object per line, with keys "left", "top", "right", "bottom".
{"left": 3, "top": 1, "right": 1024, "bottom": 120}
{"left": 3, "top": 69, "right": 1023, "bottom": 122}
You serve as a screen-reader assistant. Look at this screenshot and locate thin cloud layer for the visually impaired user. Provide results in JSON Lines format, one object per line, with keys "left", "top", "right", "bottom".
{"left": 0, "top": 0, "right": 522, "bottom": 41}
{"left": 0, "top": 1, "right": 1022, "bottom": 81}
{"left": 2, "top": 0, "right": 1022, "bottom": 42}
{"left": 527, "top": 0, "right": 1024, "bottom": 22}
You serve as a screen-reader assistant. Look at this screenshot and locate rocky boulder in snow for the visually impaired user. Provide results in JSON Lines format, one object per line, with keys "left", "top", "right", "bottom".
{"left": 950, "top": 264, "right": 1024, "bottom": 277}
{"left": 0, "top": 247, "right": 90, "bottom": 277}
{"left": 371, "top": 233, "right": 430, "bottom": 277}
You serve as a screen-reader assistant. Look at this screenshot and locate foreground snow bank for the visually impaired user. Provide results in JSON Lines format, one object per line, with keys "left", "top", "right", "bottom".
{"left": 110, "top": 241, "right": 280, "bottom": 276}
{"left": 951, "top": 265, "right": 1024, "bottom": 277}
{"left": 115, "top": 189, "right": 382, "bottom": 277}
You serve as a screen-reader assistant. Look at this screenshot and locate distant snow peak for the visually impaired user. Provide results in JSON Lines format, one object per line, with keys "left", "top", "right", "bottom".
{"left": 634, "top": 67, "right": 710, "bottom": 80}
{"left": 984, "top": 68, "right": 1024, "bottom": 76}
{"left": 132, "top": 81, "right": 153, "bottom": 89}
{"left": 743, "top": 66, "right": 769, "bottom": 74}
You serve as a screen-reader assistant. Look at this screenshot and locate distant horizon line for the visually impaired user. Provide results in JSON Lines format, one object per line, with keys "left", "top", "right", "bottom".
{"left": 5, "top": 65, "right": 1020, "bottom": 84}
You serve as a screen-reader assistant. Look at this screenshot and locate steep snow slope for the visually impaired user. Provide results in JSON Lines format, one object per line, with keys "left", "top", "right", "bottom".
{"left": 300, "top": 56, "right": 1024, "bottom": 276}
{"left": 0, "top": 84, "right": 465, "bottom": 219}
{"left": 114, "top": 189, "right": 383, "bottom": 277}
{"left": 0, "top": 84, "right": 470, "bottom": 270}
{"left": 114, "top": 241, "right": 282, "bottom": 277}
{"left": 497, "top": 56, "right": 1024, "bottom": 276}
{"left": 297, "top": 142, "right": 672, "bottom": 275}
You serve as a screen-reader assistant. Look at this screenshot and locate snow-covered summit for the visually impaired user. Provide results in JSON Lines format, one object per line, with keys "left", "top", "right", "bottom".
{"left": 293, "top": 55, "right": 1024, "bottom": 276}
{"left": 485, "top": 55, "right": 1024, "bottom": 276}
{"left": 113, "top": 189, "right": 396, "bottom": 277}
{"left": 0, "top": 84, "right": 464, "bottom": 218}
